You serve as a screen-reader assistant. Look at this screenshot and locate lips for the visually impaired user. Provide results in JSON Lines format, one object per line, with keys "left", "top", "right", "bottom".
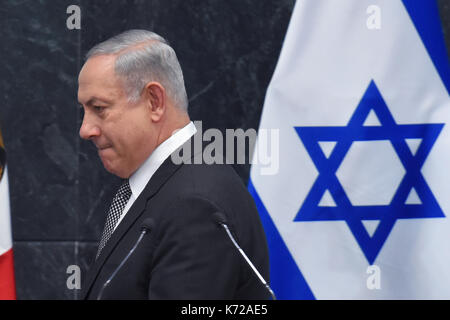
{"left": 97, "top": 147, "right": 112, "bottom": 155}
{"left": 98, "top": 146, "right": 111, "bottom": 150}
{"left": 94, "top": 142, "right": 112, "bottom": 151}
{"left": 95, "top": 144, "right": 113, "bottom": 159}
{"left": 97, "top": 147, "right": 113, "bottom": 163}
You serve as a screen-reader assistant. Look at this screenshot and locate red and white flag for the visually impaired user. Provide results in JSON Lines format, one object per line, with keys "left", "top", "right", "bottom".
{"left": 0, "top": 130, "right": 16, "bottom": 300}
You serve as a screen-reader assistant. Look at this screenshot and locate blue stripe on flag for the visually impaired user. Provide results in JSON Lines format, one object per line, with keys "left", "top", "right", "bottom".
{"left": 402, "top": 0, "right": 450, "bottom": 94}
{"left": 248, "top": 179, "right": 315, "bottom": 300}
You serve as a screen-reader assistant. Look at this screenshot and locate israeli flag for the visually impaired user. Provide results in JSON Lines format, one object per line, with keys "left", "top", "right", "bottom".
{"left": 249, "top": 0, "right": 450, "bottom": 299}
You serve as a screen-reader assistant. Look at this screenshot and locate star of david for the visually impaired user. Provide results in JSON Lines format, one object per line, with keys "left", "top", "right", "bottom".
{"left": 294, "top": 80, "right": 445, "bottom": 264}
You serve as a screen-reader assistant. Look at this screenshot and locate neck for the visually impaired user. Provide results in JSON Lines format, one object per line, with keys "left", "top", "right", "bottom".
{"left": 157, "top": 108, "right": 190, "bottom": 147}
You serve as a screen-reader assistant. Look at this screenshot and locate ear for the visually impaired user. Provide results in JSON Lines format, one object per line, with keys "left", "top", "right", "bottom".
{"left": 144, "top": 82, "right": 166, "bottom": 122}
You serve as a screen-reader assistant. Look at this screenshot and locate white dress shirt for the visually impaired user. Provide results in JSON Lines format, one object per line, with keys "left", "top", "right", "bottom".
{"left": 113, "top": 121, "right": 197, "bottom": 231}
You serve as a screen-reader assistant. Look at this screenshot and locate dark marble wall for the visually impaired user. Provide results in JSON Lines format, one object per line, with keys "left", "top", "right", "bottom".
{"left": 0, "top": 0, "right": 448, "bottom": 299}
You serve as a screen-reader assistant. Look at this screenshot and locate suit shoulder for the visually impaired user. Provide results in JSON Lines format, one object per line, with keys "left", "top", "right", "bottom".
{"left": 177, "top": 163, "right": 246, "bottom": 191}
{"left": 156, "top": 163, "right": 252, "bottom": 210}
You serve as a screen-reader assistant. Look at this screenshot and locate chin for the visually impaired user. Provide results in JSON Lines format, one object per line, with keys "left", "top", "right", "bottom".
{"left": 101, "top": 156, "right": 134, "bottom": 178}
{"left": 107, "top": 165, "right": 132, "bottom": 179}
{"left": 105, "top": 166, "right": 127, "bottom": 178}
{"left": 101, "top": 159, "right": 122, "bottom": 178}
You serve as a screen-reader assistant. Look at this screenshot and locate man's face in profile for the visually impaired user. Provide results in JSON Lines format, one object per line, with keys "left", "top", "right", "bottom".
{"left": 78, "top": 55, "right": 156, "bottom": 178}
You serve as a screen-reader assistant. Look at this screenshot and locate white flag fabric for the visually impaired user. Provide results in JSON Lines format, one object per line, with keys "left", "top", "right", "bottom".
{"left": 0, "top": 130, "right": 16, "bottom": 300}
{"left": 249, "top": 0, "right": 450, "bottom": 299}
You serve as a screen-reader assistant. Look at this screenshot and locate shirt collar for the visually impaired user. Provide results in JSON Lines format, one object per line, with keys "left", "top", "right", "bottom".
{"left": 128, "top": 121, "right": 197, "bottom": 200}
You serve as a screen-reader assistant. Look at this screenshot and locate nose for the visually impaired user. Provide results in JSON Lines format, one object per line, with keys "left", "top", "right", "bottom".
{"left": 79, "top": 112, "right": 101, "bottom": 140}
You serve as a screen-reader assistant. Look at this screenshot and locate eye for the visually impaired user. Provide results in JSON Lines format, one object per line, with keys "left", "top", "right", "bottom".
{"left": 94, "top": 106, "right": 105, "bottom": 112}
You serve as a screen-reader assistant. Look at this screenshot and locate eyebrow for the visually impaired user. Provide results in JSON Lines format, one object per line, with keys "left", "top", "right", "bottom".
{"left": 78, "top": 97, "right": 112, "bottom": 106}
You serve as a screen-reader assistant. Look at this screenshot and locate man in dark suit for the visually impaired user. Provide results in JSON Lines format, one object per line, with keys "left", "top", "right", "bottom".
{"left": 77, "top": 30, "right": 270, "bottom": 299}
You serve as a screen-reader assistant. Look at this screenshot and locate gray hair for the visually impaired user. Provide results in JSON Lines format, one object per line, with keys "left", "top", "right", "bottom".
{"left": 86, "top": 29, "right": 188, "bottom": 111}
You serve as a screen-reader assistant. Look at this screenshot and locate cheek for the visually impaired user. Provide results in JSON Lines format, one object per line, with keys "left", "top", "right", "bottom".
{"left": 112, "top": 127, "right": 147, "bottom": 159}
{"left": 128, "top": 120, "right": 153, "bottom": 144}
{"left": 109, "top": 110, "right": 154, "bottom": 157}
{"left": 104, "top": 123, "right": 131, "bottom": 151}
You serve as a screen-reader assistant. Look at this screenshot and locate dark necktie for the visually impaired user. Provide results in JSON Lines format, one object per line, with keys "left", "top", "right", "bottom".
{"left": 96, "top": 180, "right": 132, "bottom": 259}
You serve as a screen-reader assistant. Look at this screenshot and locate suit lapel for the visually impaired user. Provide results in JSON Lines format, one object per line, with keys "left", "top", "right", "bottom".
{"left": 81, "top": 133, "right": 205, "bottom": 299}
{"left": 81, "top": 155, "right": 183, "bottom": 299}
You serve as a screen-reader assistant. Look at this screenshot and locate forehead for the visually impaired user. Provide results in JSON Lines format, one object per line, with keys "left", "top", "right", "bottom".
{"left": 78, "top": 55, "right": 125, "bottom": 103}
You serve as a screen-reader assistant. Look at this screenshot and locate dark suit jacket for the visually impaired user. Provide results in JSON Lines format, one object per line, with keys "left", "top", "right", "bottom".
{"left": 81, "top": 138, "right": 270, "bottom": 299}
